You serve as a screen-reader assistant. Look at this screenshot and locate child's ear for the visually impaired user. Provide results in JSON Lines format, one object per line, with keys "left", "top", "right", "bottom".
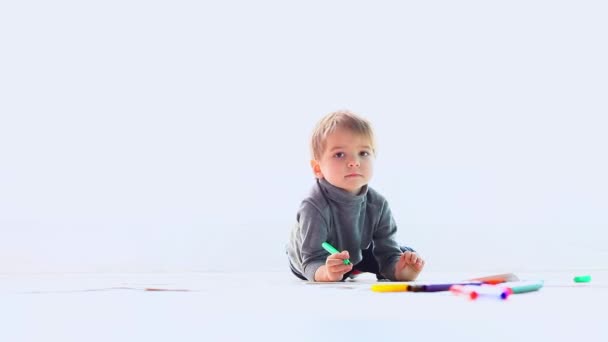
{"left": 310, "top": 159, "right": 323, "bottom": 179}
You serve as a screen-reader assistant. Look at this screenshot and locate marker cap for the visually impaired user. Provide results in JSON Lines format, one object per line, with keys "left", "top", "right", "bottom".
{"left": 574, "top": 275, "right": 591, "bottom": 283}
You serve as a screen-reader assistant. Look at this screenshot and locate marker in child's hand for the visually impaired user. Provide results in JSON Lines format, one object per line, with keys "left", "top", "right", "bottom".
{"left": 322, "top": 242, "right": 351, "bottom": 265}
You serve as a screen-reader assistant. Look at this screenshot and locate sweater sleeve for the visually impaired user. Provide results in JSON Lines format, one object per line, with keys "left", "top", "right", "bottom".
{"left": 372, "top": 200, "right": 404, "bottom": 281}
{"left": 298, "top": 202, "right": 330, "bottom": 281}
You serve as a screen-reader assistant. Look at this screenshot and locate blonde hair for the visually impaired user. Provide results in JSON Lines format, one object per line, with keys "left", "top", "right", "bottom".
{"left": 310, "top": 110, "right": 376, "bottom": 160}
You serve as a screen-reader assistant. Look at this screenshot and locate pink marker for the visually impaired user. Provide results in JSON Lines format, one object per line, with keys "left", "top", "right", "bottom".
{"left": 450, "top": 285, "right": 510, "bottom": 300}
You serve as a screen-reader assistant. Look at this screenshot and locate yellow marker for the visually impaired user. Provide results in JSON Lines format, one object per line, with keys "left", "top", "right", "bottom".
{"left": 371, "top": 283, "right": 409, "bottom": 292}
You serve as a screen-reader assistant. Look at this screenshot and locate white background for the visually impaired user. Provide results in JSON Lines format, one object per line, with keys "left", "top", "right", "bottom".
{"left": 1, "top": 1, "right": 607, "bottom": 274}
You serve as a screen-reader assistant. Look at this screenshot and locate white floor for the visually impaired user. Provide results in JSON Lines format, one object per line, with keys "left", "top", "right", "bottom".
{"left": 2, "top": 269, "right": 606, "bottom": 341}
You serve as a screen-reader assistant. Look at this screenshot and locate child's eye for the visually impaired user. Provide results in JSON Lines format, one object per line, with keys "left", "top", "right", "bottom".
{"left": 334, "top": 152, "right": 345, "bottom": 158}
{"left": 360, "top": 151, "right": 371, "bottom": 157}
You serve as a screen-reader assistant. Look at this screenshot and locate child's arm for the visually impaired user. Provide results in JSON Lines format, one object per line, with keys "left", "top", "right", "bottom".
{"left": 314, "top": 251, "right": 353, "bottom": 282}
{"left": 394, "top": 251, "right": 425, "bottom": 281}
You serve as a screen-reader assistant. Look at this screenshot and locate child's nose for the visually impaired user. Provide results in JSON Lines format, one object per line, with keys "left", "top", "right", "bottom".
{"left": 347, "top": 158, "right": 360, "bottom": 167}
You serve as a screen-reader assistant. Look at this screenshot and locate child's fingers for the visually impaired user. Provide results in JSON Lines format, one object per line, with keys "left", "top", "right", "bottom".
{"left": 327, "top": 260, "right": 352, "bottom": 273}
{"left": 327, "top": 251, "right": 350, "bottom": 264}
{"left": 404, "top": 251, "right": 417, "bottom": 264}
{"left": 405, "top": 252, "right": 426, "bottom": 269}
{"left": 327, "top": 258, "right": 347, "bottom": 266}
{"left": 327, "top": 252, "right": 353, "bottom": 272}
{"left": 396, "top": 252, "right": 425, "bottom": 272}
{"left": 339, "top": 264, "right": 353, "bottom": 273}
{"left": 328, "top": 251, "right": 349, "bottom": 259}
{"left": 397, "top": 252, "right": 408, "bottom": 267}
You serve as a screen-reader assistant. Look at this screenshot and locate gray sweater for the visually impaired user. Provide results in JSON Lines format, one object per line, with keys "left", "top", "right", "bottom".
{"left": 287, "top": 178, "right": 404, "bottom": 281}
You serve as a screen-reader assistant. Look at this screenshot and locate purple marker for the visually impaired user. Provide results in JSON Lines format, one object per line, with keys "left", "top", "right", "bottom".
{"left": 422, "top": 282, "right": 482, "bottom": 292}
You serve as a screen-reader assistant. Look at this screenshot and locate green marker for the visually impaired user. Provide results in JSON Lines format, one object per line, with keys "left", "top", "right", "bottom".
{"left": 505, "top": 280, "right": 544, "bottom": 294}
{"left": 574, "top": 275, "right": 591, "bottom": 283}
{"left": 321, "top": 242, "right": 351, "bottom": 265}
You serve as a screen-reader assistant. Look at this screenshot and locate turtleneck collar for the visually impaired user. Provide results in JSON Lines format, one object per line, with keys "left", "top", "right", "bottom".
{"left": 317, "top": 178, "right": 368, "bottom": 205}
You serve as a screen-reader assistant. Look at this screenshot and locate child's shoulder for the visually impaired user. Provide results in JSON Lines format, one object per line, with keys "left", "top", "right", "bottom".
{"left": 365, "top": 186, "right": 389, "bottom": 206}
{"left": 299, "top": 182, "right": 330, "bottom": 210}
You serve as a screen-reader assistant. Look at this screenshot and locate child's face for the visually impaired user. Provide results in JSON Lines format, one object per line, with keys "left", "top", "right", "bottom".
{"left": 312, "top": 128, "right": 374, "bottom": 194}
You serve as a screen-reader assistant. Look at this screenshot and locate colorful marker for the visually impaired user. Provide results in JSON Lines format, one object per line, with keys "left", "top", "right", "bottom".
{"left": 469, "top": 273, "right": 519, "bottom": 284}
{"left": 450, "top": 285, "right": 479, "bottom": 300}
{"left": 501, "top": 280, "right": 544, "bottom": 294}
{"left": 408, "top": 282, "right": 482, "bottom": 292}
{"left": 450, "top": 285, "right": 510, "bottom": 300}
{"left": 321, "top": 242, "right": 351, "bottom": 265}
{"left": 574, "top": 275, "right": 591, "bottom": 283}
{"left": 370, "top": 282, "right": 482, "bottom": 293}
{"left": 371, "top": 283, "right": 409, "bottom": 292}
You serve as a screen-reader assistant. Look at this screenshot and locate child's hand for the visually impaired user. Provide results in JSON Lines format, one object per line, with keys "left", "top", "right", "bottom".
{"left": 322, "top": 251, "right": 353, "bottom": 282}
{"left": 394, "top": 251, "right": 425, "bottom": 281}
